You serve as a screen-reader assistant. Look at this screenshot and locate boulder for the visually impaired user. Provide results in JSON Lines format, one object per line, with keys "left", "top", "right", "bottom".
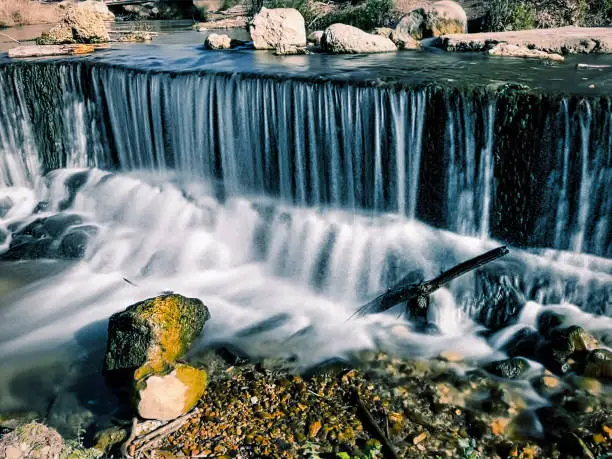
{"left": 307, "top": 30, "right": 324, "bottom": 46}
{"left": 249, "top": 8, "right": 306, "bottom": 50}
{"left": 321, "top": 24, "right": 397, "bottom": 54}
{"left": 135, "top": 363, "right": 207, "bottom": 420}
{"left": 104, "top": 294, "right": 210, "bottom": 379}
{"left": 38, "top": 3, "right": 110, "bottom": 45}
{"left": 489, "top": 43, "right": 564, "bottom": 62}
{"left": 395, "top": 0, "right": 467, "bottom": 40}
{"left": 0, "top": 422, "right": 63, "bottom": 459}
{"left": 205, "top": 33, "right": 232, "bottom": 50}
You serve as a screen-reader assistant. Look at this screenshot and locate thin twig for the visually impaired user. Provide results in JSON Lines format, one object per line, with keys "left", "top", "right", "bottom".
{"left": 132, "top": 410, "right": 199, "bottom": 456}
{"left": 121, "top": 417, "right": 138, "bottom": 459}
{"left": 0, "top": 32, "right": 20, "bottom": 44}
{"left": 351, "top": 389, "right": 400, "bottom": 459}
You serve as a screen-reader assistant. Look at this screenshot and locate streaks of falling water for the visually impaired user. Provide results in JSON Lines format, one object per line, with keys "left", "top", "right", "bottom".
{"left": 573, "top": 101, "right": 593, "bottom": 253}
{"left": 446, "top": 95, "right": 496, "bottom": 238}
{"left": 0, "top": 63, "right": 611, "bottom": 256}
{"left": 554, "top": 99, "right": 571, "bottom": 249}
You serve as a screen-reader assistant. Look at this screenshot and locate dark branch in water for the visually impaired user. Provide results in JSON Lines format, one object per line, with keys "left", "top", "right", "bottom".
{"left": 123, "top": 277, "right": 138, "bottom": 287}
{"left": 351, "top": 246, "right": 510, "bottom": 319}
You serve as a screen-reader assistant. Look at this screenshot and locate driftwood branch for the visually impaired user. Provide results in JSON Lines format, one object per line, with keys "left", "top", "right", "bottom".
{"left": 351, "top": 246, "right": 510, "bottom": 318}
{"left": 123, "top": 410, "right": 199, "bottom": 459}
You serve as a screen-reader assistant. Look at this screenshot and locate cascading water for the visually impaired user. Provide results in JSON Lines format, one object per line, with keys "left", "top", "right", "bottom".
{"left": 0, "top": 58, "right": 611, "bottom": 420}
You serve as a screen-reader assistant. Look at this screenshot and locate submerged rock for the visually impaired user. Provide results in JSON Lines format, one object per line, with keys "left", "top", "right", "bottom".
{"left": 321, "top": 24, "right": 397, "bottom": 54}
{"left": 38, "top": 3, "right": 110, "bottom": 45}
{"left": 249, "top": 8, "right": 306, "bottom": 50}
{"left": 396, "top": 0, "right": 467, "bottom": 40}
{"left": 104, "top": 293, "right": 210, "bottom": 378}
{"left": 0, "top": 422, "right": 63, "bottom": 459}
{"left": 136, "top": 363, "right": 207, "bottom": 420}
{"left": 484, "top": 357, "right": 530, "bottom": 379}
{"left": 489, "top": 43, "right": 565, "bottom": 62}
{"left": 205, "top": 33, "right": 232, "bottom": 50}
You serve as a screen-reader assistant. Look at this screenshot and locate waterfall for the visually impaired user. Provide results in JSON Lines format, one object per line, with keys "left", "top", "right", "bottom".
{"left": 0, "top": 62, "right": 610, "bottom": 257}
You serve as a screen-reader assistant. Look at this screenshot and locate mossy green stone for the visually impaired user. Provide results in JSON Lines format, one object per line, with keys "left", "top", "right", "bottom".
{"left": 104, "top": 294, "right": 209, "bottom": 376}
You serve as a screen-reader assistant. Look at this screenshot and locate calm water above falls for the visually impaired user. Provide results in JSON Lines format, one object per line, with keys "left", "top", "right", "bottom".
{"left": 0, "top": 37, "right": 611, "bottom": 417}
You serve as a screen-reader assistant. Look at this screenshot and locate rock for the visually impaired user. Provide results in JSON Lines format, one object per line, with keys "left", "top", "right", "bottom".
{"left": 0, "top": 422, "right": 63, "bottom": 459}
{"left": 531, "top": 374, "right": 564, "bottom": 398}
{"left": 438, "top": 27, "right": 612, "bottom": 55}
{"left": 79, "top": 1, "right": 115, "bottom": 22}
{"left": 582, "top": 349, "right": 612, "bottom": 381}
{"left": 0, "top": 196, "right": 13, "bottom": 218}
{"left": 205, "top": 33, "right": 232, "bottom": 50}
{"left": 116, "top": 31, "right": 154, "bottom": 42}
{"left": 567, "top": 375, "right": 603, "bottom": 395}
{"left": 395, "top": 0, "right": 467, "bottom": 40}
{"left": 57, "top": 230, "right": 90, "bottom": 259}
{"left": 104, "top": 294, "right": 210, "bottom": 378}
{"left": 501, "top": 327, "right": 540, "bottom": 359}
{"left": 135, "top": 363, "right": 207, "bottom": 420}
{"left": 321, "top": 24, "right": 397, "bottom": 54}
{"left": 307, "top": 30, "right": 324, "bottom": 46}
{"left": 390, "top": 29, "right": 420, "bottom": 49}
{"left": 93, "top": 426, "right": 128, "bottom": 453}
{"left": 537, "top": 326, "right": 599, "bottom": 374}
{"left": 373, "top": 27, "right": 393, "bottom": 38}
{"left": 536, "top": 309, "right": 566, "bottom": 338}
{"left": 249, "top": 8, "right": 306, "bottom": 50}
{"left": 274, "top": 44, "right": 309, "bottom": 55}
{"left": 489, "top": 43, "right": 564, "bottom": 62}
{"left": 484, "top": 357, "right": 530, "bottom": 379}
{"left": 38, "top": 3, "right": 110, "bottom": 45}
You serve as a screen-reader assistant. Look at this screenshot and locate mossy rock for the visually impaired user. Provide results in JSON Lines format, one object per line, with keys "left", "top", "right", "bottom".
{"left": 135, "top": 363, "right": 207, "bottom": 421}
{"left": 104, "top": 294, "right": 209, "bottom": 378}
{"left": 484, "top": 357, "right": 529, "bottom": 379}
{"left": 582, "top": 349, "right": 612, "bottom": 381}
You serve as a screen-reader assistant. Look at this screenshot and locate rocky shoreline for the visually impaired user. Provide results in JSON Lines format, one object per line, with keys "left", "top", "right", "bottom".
{"left": 1, "top": 293, "right": 610, "bottom": 458}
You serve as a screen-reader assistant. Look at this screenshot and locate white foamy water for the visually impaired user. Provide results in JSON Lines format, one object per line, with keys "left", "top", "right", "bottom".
{"left": 0, "top": 168, "right": 611, "bottom": 416}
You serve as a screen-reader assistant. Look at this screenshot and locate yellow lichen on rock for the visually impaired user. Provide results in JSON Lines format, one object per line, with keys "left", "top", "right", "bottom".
{"left": 137, "top": 364, "right": 207, "bottom": 421}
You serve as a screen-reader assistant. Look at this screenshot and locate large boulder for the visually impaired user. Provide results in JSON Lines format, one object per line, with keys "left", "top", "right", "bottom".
{"left": 321, "top": 24, "right": 397, "bottom": 54}
{"left": 249, "top": 8, "right": 306, "bottom": 50}
{"left": 308, "top": 30, "right": 324, "bottom": 46}
{"left": 395, "top": 0, "right": 467, "bottom": 40}
{"left": 104, "top": 294, "right": 210, "bottom": 379}
{"left": 135, "top": 363, "right": 207, "bottom": 420}
{"left": 0, "top": 422, "right": 63, "bottom": 459}
{"left": 38, "top": 3, "right": 111, "bottom": 45}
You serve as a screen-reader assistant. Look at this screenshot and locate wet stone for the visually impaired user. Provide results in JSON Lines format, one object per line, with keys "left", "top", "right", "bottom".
{"left": 0, "top": 196, "right": 13, "bottom": 218}
{"left": 501, "top": 327, "right": 540, "bottom": 358}
{"left": 57, "top": 230, "right": 90, "bottom": 259}
{"left": 484, "top": 357, "right": 529, "bottom": 379}
{"left": 582, "top": 349, "right": 612, "bottom": 381}
{"left": 537, "top": 310, "right": 566, "bottom": 338}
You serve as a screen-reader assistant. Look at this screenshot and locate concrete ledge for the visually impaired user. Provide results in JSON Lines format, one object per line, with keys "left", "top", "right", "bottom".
{"left": 435, "top": 27, "right": 612, "bottom": 54}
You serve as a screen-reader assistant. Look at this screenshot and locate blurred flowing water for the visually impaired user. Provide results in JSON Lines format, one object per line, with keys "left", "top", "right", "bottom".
{"left": 0, "top": 40, "right": 611, "bottom": 422}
